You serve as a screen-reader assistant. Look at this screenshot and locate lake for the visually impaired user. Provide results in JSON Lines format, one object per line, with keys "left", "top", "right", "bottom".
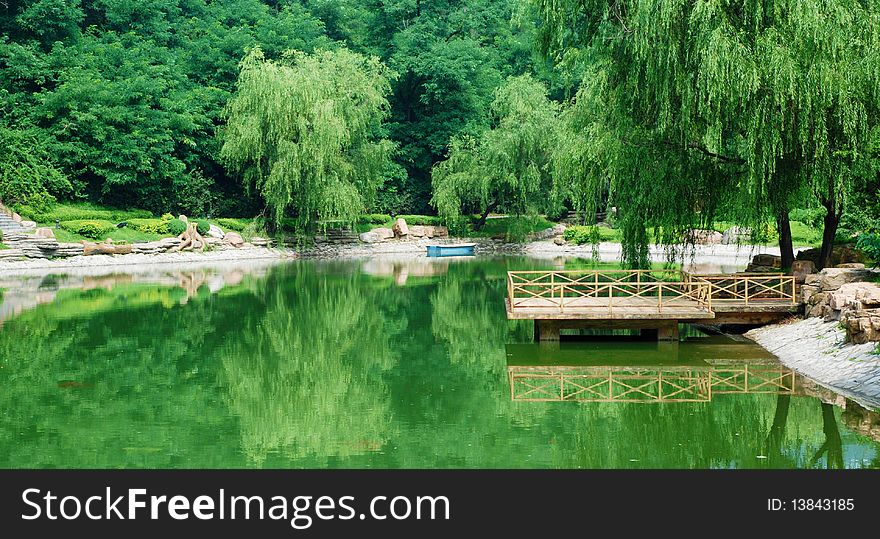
{"left": 1, "top": 256, "right": 878, "bottom": 468}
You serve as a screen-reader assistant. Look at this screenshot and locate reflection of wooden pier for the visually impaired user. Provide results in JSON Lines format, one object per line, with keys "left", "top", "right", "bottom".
{"left": 508, "top": 362, "right": 796, "bottom": 403}
{"left": 505, "top": 270, "right": 800, "bottom": 341}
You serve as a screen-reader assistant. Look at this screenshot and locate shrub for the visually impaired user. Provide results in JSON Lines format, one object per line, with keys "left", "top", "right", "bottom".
{"left": 358, "top": 213, "right": 392, "bottom": 225}
{"left": 856, "top": 233, "right": 880, "bottom": 267}
{"left": 564, "top": 225, "right": 602, "bottom": 245}
{"left": 397, "top": 215, "right": 441, "bottom": 225}
{"left": 126, "top": 218, "right": 167, "bottom": 234}
{"left": 16, "top": 202, "right": 152, "bottom": 224}
{"left": 196, "top": 221, "right": 210, "bottom": 236}
{"left": 789, "top": 207, "right": 825, "bottom": 228}
{"left": 215, "top": 218, "right": 249, "bottom": 232}
{"left": 165, "top": 218, "right": 187, "bottom": 236}
{"left": 60, "top": 220, "right": 116, "bottom": 239}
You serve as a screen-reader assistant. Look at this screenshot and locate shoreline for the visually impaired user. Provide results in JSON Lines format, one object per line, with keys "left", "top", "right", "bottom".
{"left": 747, "top": 318, "right": 880, "bottom": 410}
{"left": 0, "top": 237, "right": 805, "bottom": 277}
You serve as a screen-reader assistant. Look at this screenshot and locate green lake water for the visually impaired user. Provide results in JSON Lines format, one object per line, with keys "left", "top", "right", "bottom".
{"left": 1, "top": 257, "right": 878, "bottom": 469}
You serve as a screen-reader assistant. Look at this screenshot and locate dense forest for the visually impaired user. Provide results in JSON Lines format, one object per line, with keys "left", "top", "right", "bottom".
{"left": 1, "top": 1, "right": 878, "bottom": 267}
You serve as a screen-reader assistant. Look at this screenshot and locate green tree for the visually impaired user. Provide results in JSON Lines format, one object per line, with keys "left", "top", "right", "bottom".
{"left": 431, "top": 74, "right": 559, "bottom": 229}
{"left": 537, "top": 0, "right": 880, "bottom": 268}
{"left": 0, "top": 124, "right": 71, "bottom": 208}
{"left": 220, "top": 47, "right": 395, "bottom": 231}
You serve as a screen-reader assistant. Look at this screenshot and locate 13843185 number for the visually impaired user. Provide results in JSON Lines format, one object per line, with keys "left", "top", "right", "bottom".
{"left": 791, "top": 499, "right": 854, "bottom": 511}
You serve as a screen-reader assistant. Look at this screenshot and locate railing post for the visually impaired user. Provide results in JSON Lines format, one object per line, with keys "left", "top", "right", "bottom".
{"left": 658, "top": 284, "right": 663, "bottom": 312}
{"left": 745, "top": 278, "right": 749, "bottom": 305}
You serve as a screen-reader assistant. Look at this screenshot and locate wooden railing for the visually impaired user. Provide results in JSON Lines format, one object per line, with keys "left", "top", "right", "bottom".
{"left": 507, "top": 270, "right": 798, "bottom": 312}
{"left": 698, "top": 273, "right": 797, "bottom": 305}
{"left": 508, "top": 364, "right": 795, "bottom": 402}
{"left": 507, "top": 269, "right": 712, "bottom": 313}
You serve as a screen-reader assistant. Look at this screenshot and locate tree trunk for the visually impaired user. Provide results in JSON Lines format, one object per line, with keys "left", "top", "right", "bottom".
{"left": 818, "top": 196, "right": 841, "bottom": 270}
{"left": 472, "top": 200, "right": 499, "bottom": 231}
{"left": 776, "top": 211, "right": 795, "bottom": 271}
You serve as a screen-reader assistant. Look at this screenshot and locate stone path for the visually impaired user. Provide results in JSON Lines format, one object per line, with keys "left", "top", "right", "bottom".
{"left": 747, "top": 317, "right": 880, "bottom": 409}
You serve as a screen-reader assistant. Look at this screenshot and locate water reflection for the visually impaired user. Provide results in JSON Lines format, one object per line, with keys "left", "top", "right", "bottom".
{"left": 506, "top": 342, "right": 796, "bottom": 403}
{"left": 0, "top": 257, "right": 878, "bottom": 469}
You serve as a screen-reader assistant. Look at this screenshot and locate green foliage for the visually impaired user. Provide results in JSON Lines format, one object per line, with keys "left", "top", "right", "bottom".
{"left": 60, "top": 220, "right": 115, "bottom": 240}
{"left": 564, "top": 226, "right": 602, "bottom": 246}
{"left": 0, "top": 125, "right": 71, "bottom": 207}
{"left": 358, "top": 214, "right": 393, "bottom": 225}
{"left": 126, "top": 219, "right": 168, "bottom": 235}
{"left": 220, "top": 48, "right": 395, "bottom": 231}
{"left": 537, "top": 0, "right": 880, "bottom": 267}
{"left": 789, "top": 208, "right": 826, "bottom": 229}
{"left": 856, "top": 234, "right": 880, "bottom": 267}
{"left": 196, "top": 221, "right": 210, "bottom": 236}
{"left": 215, "top": 218, "right": 250, "bottom": 232}
{"left": 14, "top": 202, "right": 152, "bottom": 224}
{"left": 395, "top": 215, "right": 442, "bottom": 226}
{"left": 432, "top": 75, "right": 559, "bottom": 225}
{"left": 165, "top": 219, "right": 187, "bottom": 236}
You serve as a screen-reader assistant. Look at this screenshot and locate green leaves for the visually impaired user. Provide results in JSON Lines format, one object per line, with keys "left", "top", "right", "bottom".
{"left": 220, "top": 47, "right": 396, "bottom": 231}
{"left": 537, "top": 0, "right": 880, "bottom": 267}
{"left": 431, "top": 74, "right": 559, "bottom": 225}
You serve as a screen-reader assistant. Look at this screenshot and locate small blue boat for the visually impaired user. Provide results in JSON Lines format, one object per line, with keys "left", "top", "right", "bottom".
{"left": 426, "top": 243, "right": 477, "bottom": 257}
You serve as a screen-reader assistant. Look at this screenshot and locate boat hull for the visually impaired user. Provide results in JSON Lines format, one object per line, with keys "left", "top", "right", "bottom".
{"left": 426, "top": 244, "right": 476, "bottom": 257}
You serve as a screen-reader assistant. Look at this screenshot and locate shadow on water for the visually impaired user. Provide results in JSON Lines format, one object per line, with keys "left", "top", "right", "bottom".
{"left": 0, "top": 256, "right": 878, "bottom": 469}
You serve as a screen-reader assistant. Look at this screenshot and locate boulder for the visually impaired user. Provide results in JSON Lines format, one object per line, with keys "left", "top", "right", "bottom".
{"left": 82, "top": 241, "right": 133, "bottom": 256}
{"left": 721, "top": 226, "right": 751, "bottom": 245}
{"left": 207, "top": 224, "right": 225, "bottom": 239}
{"left": 804, "top": 267, "right": 876, "bottom": 291}
{"left": 224, "top": 231, "right": 244, "bottom": 247}
{"left": 178, "top": 214, "right": 188, "bottom": 223}
{"left": 842, "top": 309, "right": 880, "bottom": 344}
{"left": 828, "top": 282, "right": 880, "bottom": 312}
{"left": 791, "top": 259, "right": 816, "bottom": 284}
{"left": 392, "top": 218, "right": 409, "bottom": 237}
{"left": 429, "top": 226, "right": 449, "bottom": 238}
{"left": 11, "top": 212, "right": 21, "bottom": 223}
{"left": 796, "top": 245, "right": 867, "bottom": 266}
{"left": 685, "top": 229, "right": 723, "bottom": 245}
{"left": 553, "top": 235, "right": 566, "bottom": 246}
{"left": 250, "top": 237, "right": 270, "bottom": 247}
{"left": 409, "top": 225, "right": 426, "bottom": 238}
{"left": 532, "top": 224, "right": 567, "bottom": 241}
{"left": 372, "top": 227, "right": 395, "bottom": 240}
{"left": 359, "top": 231, "right": 382, "bottom": 243}
{"left": 836, "top": 263, "right": 866, "bottom": 269}
{"left": 751, "top": 253, "right": 782, "bottom": 268}
{"left": 20, "top": 220, "right": 36, "bottom": 229}
{"left": 34, "top": 227, "right": 56, "bottom": 240}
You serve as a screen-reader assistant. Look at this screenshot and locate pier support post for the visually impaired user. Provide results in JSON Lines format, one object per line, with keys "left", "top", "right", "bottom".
{"left": 534, "top": 320, "right": 560, "bottom": 342}
{"left": 657, "top": 322, "right": 680, "bottom": 341}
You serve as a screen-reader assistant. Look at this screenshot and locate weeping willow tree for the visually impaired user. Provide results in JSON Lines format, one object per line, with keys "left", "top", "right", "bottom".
{"left": 538, "top": 0, "right": 880, "bottom": 268}
{"left": 431, "top": 74, "right": 560, "bottom": 230}
{"left": 220, "top": 48, "right": 396, "bottom": 231}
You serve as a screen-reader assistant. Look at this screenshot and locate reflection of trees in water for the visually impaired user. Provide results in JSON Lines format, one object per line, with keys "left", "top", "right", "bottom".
{"left": 0, "top": 285, "right": 237, "bottom": 467}
{"left": 219, "top": 268, "right": 395, "bottom": 465}
{"left": 810, "top": 403, "right": 844, "bottom": 469}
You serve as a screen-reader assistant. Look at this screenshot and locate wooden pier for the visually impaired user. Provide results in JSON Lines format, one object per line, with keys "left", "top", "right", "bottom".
{"left": 505, "top": 270, "right": 800, "bottom": 341}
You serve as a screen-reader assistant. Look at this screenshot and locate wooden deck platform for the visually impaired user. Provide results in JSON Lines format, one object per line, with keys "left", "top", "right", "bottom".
{"left": 505, "top": 270, "right": 801, "bottom": 341}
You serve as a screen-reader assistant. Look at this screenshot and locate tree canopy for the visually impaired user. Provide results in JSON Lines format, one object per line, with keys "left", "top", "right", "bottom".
{"left": 220, "top": 47, "right": 395, "bottom": 230}
{"left": 536, "top": 0, "right": 880, "bottom": 268}
{"left": 431, "top": 74, "right": 559, "bottom": 229}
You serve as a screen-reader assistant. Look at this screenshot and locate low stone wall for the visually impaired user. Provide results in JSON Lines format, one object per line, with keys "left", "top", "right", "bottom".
{"left": 800, "top": 265, "right": 880, "bottom": 344}
{"left": 358, "top": 218, "right": 449, "bottom": 244}
{"left": 0, "top": 226, "right": 272, "bottom": 261}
